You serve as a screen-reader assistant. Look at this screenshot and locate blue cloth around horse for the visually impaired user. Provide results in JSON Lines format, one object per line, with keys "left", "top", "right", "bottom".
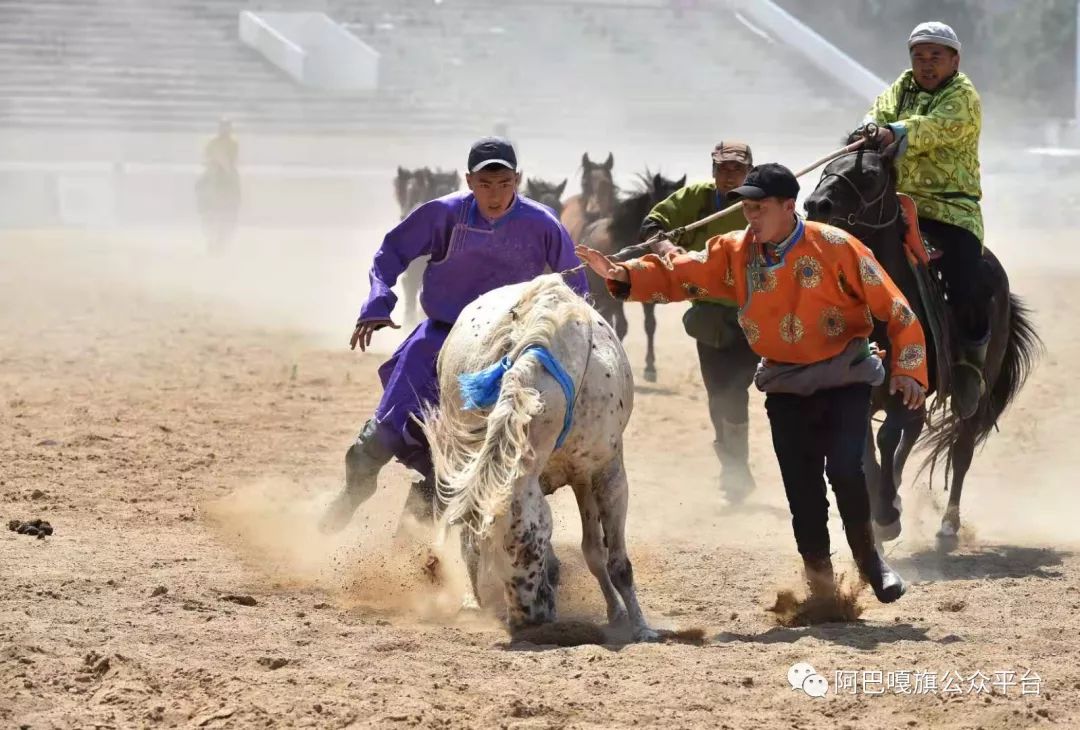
{"left": 458, "top": 345, "right": 576, "bottom": 449}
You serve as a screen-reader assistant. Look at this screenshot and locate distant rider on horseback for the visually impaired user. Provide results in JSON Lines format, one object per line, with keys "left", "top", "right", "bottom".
{"left": 860, "top": 21, "right": 989, "bottom": 419}
{"left": 320, "top": 137, "right": 588, "bottom": 533}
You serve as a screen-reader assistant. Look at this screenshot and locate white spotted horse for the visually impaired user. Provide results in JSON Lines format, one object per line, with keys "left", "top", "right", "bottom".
{"left": 421, "top": 274, "right": 657, "bottom": 640}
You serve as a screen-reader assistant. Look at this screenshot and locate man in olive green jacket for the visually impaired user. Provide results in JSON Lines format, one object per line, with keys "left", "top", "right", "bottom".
{"left": 863, "top": 21, "right": 989, "bottom": 419}
{"left": 639, "top": 141, "right": 758, "bottom": 503}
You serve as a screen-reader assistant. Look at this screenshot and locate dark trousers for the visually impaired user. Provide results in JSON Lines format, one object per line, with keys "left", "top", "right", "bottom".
{"left": 696, "top": 337, "right": 759, "bottom": 438}
{"left": 919, "top": 217, "right": 989, "bottom": 341}
{"left": 765, "top": 384, "right": 872, "bottom": 557}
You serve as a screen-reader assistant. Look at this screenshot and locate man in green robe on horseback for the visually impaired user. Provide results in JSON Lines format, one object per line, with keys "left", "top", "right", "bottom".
{"left": 862, "top": 21, "right": 990, "bottom": 419}
{"left": 639, "top": 141, "right": 758, "bottom": 502}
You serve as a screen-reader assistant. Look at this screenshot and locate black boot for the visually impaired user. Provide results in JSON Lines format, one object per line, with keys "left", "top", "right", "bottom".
{"left": 717, "top": 420, "right": 756, "bottom": 504}
{"left": 319, "top": 420, "right": 393, "bottom": 534}
{"left": 803, "top": 553, "right": 837, "bottom": 601}
{"left": 951, "top": 334, "right": 988, "bottom": 420}
{"left": 845, "top": 521, "right": 907, "bottom": 603}
{"left": 402, "top": 471, "right": 437, "bottom": 526}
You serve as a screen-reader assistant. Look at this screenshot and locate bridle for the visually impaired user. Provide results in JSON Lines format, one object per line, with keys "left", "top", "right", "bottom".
{"left": 817, "top": 152, "right": 900, "bottom": 231}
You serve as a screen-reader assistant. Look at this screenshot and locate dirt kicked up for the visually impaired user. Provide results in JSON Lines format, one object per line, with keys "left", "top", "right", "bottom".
{"left": 2, "top": 229, "right": 1078, "bottom": 729}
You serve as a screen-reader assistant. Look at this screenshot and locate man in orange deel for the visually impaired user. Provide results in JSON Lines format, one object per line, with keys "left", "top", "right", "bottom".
{"left": 576, "top": 163, "right": 927, "bottom": 603}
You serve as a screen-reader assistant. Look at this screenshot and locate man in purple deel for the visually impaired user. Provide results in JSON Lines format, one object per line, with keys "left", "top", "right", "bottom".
{"left": 320, "top": 137, "right": 589, "bottom": 533}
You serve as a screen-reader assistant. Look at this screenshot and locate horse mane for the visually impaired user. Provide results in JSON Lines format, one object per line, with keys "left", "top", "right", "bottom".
{"left": 610, "top": 170, "right": 683, "bottom": 246}
{"left": 421, "top": 275, "right": 590, "bottom": 540}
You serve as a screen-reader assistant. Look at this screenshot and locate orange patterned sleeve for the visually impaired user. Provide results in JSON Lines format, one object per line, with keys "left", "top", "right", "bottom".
{"left": 838, "top": 237, "right": 930, "bottom": 388}
{"left": 605, "top": 236, "right": 737, "bottom": 304}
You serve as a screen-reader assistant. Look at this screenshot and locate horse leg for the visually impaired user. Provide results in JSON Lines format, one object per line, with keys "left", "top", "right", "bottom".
{"left": 595, "top": 456, "right": 657, "bottom": 642}
{"left": 938, "top": 423, "right": 977, "bottom": 541}
{"left": 873, "top": 403, "right": 920, "bottom": 542}
{"left": 642, "top": 302, "right": 658, "bottom": 383}
{"left": 573, "top": 482, "right": 625, "bottom": 624}
{"left": 459, "top": 528, "right": 482, "bottom": 611}
{"left": 862, "top": 419, "right": 884, "bottom": 531}
{"left": 501, "top": 474, "right": 558, "bottom": 630}
{"left": 891, "top": 405, "right": 925, "bottom": 490}
{"left": 613, "top": 302, "right": 629, "bottom": 343}
{"left": 402, "top": 260, "right": 421, "bottom": 325}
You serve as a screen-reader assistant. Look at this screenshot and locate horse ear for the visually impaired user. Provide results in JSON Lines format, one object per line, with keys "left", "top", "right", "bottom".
{"left": 556, "top": 179, "right": 568, "bottom": 196}
{"left": 882, "top": 139, "right": 902, "bottom": 161}
{"left": 396, "top": 166, "right": 408, "bottom": 179}
{"left": 582, "top": 152, "right": 591, "bottom": 168}
{"left": 677, "top": 175, "right": 687, "bottom": 188}
{"left": 604, "top": 153, "right": 614, "bottom": 170}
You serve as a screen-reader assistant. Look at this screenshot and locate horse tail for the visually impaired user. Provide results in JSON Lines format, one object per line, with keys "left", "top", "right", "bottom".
{"left": 919, "top": 292, "right": 1042, "bottom": 480}
{"left": 423, "top": 276, "right": 586, "bottom": 541}
{"left": 985, "top": 294, "right": 1041, "bottom": 439}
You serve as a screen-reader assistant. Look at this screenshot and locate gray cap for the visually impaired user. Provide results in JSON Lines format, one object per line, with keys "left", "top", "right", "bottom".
{"left": 908, "top": 21, "right": 961, "bottom": 53}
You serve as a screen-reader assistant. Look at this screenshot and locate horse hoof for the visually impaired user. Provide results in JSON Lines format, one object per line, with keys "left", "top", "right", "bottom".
{"left": 937, "top": 507, "right": 960, "bottom": 540}
{"left": 643, "top": 368, "right": 657, "bottom": 383}
{"left": 874, "top": 518, "right": 902, "bottom": 543}
{"left": 633, "top": 626, "right": 661, "bottom": 643}
{"left": 936, "top": 520, "right": 959, "bottom": 539}
{"left": 607, "top": 607, "right": 629, "bottom": 627}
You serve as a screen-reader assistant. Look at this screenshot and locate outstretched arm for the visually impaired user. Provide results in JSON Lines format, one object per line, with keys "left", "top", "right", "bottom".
{"left": 575, "top": 234, "right": 737, "bottom": 304}
{"left": 359, "top": 201, "right": 450, "bottom": 322}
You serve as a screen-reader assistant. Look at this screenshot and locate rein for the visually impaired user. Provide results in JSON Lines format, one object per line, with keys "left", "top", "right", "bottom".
{"left": 818, "top": 156, "right": 901, "bottom": 231}
{"left": 561, "top": 137, "right": 868, "bottom": 277}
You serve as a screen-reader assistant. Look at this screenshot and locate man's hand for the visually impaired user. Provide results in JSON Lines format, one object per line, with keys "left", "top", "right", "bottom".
{"left": 575, "top": 245, "right": 628, "bottom": 282}
{"left": 350, "top": 318, "right": 400, "bottom": 352}
{"left": 874, "top": 125, "right": 896, "bottom": 147}
{"left": 889, "top": 374, "right": 926, "bottom": 410}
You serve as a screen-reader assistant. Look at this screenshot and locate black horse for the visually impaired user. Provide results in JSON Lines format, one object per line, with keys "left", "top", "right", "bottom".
{"left": 524, "top": 177, "right": 568, "bottom": 218}
{"left": 395, "top": 167, "right": 461, "bottom": 325}
{"left": 804, "top": 144, "right": 1040, "bottom": 544}
{"left": 580, "top": 170, "right": 686, "bottom": 382}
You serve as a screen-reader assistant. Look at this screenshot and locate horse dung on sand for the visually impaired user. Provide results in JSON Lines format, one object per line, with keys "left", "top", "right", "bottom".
{"left": 422, "top": 274, "right": 657, "bottom": 641}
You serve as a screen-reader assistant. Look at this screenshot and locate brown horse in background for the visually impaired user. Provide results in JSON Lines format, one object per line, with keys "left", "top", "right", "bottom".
{"left": 560, "top": 153, "right": 616, "bottom": 244}
{"left": 580, "top": 170, "right": 686, "bottom": 383}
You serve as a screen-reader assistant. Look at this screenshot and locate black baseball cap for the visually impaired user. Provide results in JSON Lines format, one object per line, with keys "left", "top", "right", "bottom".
{"left": 467, "top": 136, "right": 518, "bottom": 173}
{"left": 729, "top": 163, "right": 800, "bottom": 201}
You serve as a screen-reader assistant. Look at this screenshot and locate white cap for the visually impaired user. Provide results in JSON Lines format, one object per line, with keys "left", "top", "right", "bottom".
{"left": 908, "top": 21, "right": 961, "bottom": 53}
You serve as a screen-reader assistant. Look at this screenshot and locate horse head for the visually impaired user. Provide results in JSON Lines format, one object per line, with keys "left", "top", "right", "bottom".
{"left": 581, "top": 152, "right": 616, "bottom": 218}
{"left": 430, "top": 168, "right": 461, "bottom": 199}
{"left": 525, "top": 177, "right": 568, "bottom": 217}
{"left": 395, "top": 166, "right": 437, "bottom": 217}
{"left": 804, "top": 148, "right": 903, "bottom": 264}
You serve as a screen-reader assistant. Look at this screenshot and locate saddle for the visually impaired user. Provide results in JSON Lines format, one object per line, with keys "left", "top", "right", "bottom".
{"left": 897, "top": 194, "right": 942, "bottom": 266}
{"left": 896, "top": 193, "right": 952, "bottom": 399}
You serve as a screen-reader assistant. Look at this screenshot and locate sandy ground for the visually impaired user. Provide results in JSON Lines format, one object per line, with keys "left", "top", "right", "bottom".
{"left": 2, "top": 223, "right": 1079, "bottom": 730}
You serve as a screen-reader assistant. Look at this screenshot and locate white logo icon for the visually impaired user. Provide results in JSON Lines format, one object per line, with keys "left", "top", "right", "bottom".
{"left": 788, "top": 662, "right": 828, "bottom": 697}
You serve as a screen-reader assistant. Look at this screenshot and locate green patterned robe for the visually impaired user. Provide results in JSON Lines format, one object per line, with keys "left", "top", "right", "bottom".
{"left": 865, "top": 70, "right": 984, "bottom": 242}
{"left": 641, "top": 181, "right": 749, "bottom": 348}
